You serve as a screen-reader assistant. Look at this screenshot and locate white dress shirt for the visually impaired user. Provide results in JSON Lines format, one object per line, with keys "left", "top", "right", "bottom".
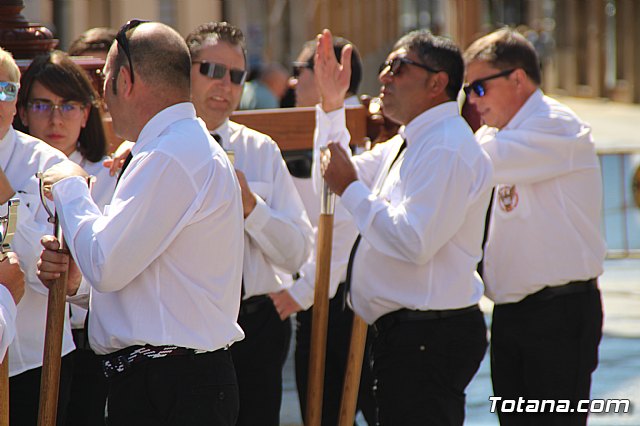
{"left": 0, "top": 127, "right": 71, "bottom": 376}
{"left": 52, "top": 103, "right": 245, "bottom": 355}
{"left": 67, "top": 150, "right": 117, "bottom": 329}
{"left": 212, "top": 120, "right": 312, "bottom": 298}
{"left": 478, "top": 90, "right": 606, "bottom": 304}
{"left": 314, "top": 103, "right": 494, "bottom": 324}
{"left": 0, "top": 285, "right": 16, "bottom": 361}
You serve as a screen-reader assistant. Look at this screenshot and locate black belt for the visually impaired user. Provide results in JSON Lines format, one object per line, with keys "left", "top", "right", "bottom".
{"left": 501, "top": 278, "right": 598, "bottom": 306}
{"left": 373, "top": 304, "right": 480, "bottom": 335}
{"left": 239, "top": 295, "right": 271, "bottom": 316}
{"left": 101, "top": 344, "right": 225, "bottom": 379}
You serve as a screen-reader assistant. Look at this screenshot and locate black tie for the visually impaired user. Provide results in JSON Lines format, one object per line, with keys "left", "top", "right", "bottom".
{"left": 212, "top": 133, "right": 223, "bottom": 146}
{"left": 343, "top": 139, "right": 407, "bottom": 310}
{"left": 116, "top": 152, "right": 133, "bottom": 186}
{"left": 477, "top": 188, "right": 495, "bottom": 279}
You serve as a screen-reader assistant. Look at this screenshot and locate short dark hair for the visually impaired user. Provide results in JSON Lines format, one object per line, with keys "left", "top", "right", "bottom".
{"left": 301, "top": 36, "right": 362, "bottom": 96}
{"left": 393, "top": 30, "right": 463, "bottom": 101}
{"left": 185, "top": 22, "right": 247, "bottom": 65}
{"left": 68, "top": 27, "right": 117, "bottom": 56}
{"left": 114, "top": 22, "right": 191, "bottom": 95}
{"left": 463, "top": 27, "right": 541, "bottom": 85}
{"left": 14, "top": 50, "right": 107, "bottom": 162}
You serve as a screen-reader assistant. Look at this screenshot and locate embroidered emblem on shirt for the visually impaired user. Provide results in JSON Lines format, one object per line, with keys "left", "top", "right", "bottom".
{"left": 498, "top": 185, "right": 518, "bottom": 212}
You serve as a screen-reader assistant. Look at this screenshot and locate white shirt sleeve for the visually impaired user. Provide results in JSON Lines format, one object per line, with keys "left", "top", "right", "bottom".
{"left": 51, "top": 150, "right": 201, "bottom": 293}
{"left": 286, "top": 202, "right": 359, "bottom": 309}
{"left": 244, "top": 154, "right": 313, "bottom": 274}
{"left": 0, "top": 285, "right": 17, "bottom": 361}
{"left": 477, "top": 116, "right": 595, "bottom": 185}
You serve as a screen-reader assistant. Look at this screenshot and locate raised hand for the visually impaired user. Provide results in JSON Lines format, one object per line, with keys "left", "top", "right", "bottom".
{"left": 314, "top": 29, "right": 352, "bottom": 112}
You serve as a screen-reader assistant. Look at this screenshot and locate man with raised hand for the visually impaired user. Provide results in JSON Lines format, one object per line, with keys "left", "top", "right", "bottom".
{"left": 311, "top": 29, "right": 493, "bottom": 425}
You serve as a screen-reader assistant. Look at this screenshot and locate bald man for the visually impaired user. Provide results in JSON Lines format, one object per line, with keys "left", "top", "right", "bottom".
{"left": 36, "top": 21, "right": 244, "bottom": 425}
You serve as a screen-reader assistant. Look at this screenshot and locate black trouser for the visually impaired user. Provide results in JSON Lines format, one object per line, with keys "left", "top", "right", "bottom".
{"left": 296, "top": 284, "right": 377, "bottom": 426}
{"left": 491, "top": 283, "right": 603, "bottom": 426}
{"left": 66, "top": 330, "right": 108, "bottom": 426}
{"left": 9, "top": 353, "right": 74, "bottom": 426}
{"left": 105, "top": 349, "right": 238, "bottom": 425}
{"left": 372, "top": 308, "right": 487, "bottom": 426}
{"left": 230, "top": 296, "right": 292, "bottom": 426}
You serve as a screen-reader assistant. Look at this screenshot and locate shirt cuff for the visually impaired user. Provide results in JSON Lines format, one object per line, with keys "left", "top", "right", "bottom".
{"left": 244, "top": 195, "right": 270, "bottom": 234}
{"left": 286, "top": 275, "right": 315, "bottom": 311}
{"left": 52, "top": 176, "right": 92, "bottom": 206}
{"left": 340, "top": 180, "right": 370, "bottom": 216}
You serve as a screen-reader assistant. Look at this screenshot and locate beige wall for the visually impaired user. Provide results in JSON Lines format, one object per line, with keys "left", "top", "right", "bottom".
{"left": 21, "top": 0, "right": 222, "bottom": 50}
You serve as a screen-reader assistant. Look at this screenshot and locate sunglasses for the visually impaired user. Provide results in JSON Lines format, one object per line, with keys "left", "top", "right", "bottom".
{"left": 0, "top": 82, "right": 19, "bottom": 102}
{"left": 379, "top": 57, "right": 441, "bottom": 76}
{"left": 463, "top": 69, "right": 515, "bottom": 97}
{"left": 27, "top": 100, "right": 85, "bottom": 118}
{"left": 291, "top": 61, "right": 312, "bottom": 78}
{"left": 193, "top": 61, "right": 247, "bottom": 85}
{"left": 115, "top": 19, "right": 150, "bottom": 85}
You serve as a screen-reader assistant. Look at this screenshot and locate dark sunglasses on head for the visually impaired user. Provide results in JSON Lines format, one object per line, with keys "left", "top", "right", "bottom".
{"left": 115, "top": 19, "right": 150, "bottom": 85}
{"left": 463, "top": 69, "right": 515, "bottom": 97}
{"left": 291, "top": 61, "right": 312, "bottom": 78}
{"left": 379, "top": 56, "right": 441, "bottom": 76}
{"left": 193, "top": 61, "right": 247, "bottom": 85}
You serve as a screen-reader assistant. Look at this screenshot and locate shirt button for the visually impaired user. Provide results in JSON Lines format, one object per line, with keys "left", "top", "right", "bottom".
{"left": 218, "top": 391, "right": 226, "bottom": 400}
{"left": 419, "top": 345, "right": 426, "bottom": 351}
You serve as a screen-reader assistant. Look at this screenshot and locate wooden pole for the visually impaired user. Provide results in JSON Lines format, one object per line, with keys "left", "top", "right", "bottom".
{"left": 305, "top": 175, "right": 335, "bottom": 426}
{"left": 37, "top": 217, "right": 68, "bottom": 426}
{"left": 0, "top": 354, "right": 8, "bottom": 426}
{"left": 337, "top": 314, "right": 368, "bottom": 426}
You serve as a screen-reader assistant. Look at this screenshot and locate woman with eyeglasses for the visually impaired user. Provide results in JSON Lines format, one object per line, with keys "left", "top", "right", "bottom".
{"left": 0, "top": 47, "right": 72, "bottom": 425}
{"left": 14, "top": 50, "right": 115, "bottom": 426}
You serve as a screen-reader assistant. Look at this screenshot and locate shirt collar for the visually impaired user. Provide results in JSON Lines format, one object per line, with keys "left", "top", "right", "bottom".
{"left": 504, "top": 88, "right": 544, "bottom": 130}
{"left": 210, "top": 119, "right": 231, "bottom": 146}
{"left": 133, "top": 102, "right": 197, "bottom": 154}
{"left": 401, "top": 101, "right": 460, "bottom": 146}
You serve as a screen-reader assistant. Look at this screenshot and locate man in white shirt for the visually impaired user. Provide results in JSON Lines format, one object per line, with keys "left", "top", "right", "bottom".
{"left": 270, "top": 35, "right": 378, "bottom": 426}
{"left": 0, "top": 252, "right": 25, "bottom": 362}
{"left": 185, "top": 22, "right": 313, "bottom": 425}
{"left": 36, "top": 21, "right": 244, "bottom": 425}
{"left": 464, "top": 28, "right": 605, "bottom": 426}
{"left": 313, "top": 29, "right": 493, "bottom": 425}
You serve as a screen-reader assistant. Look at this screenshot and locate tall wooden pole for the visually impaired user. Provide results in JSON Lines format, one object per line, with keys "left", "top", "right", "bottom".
{"left": 337, "top": 314, "right": 368, "bottom": 426}
{"left": 0, "top": 354, "right": 8, "bottom": 426}
{"left": 305, "top": 168, "right": 335, "bottom": 426}
{"left": 37, "top": 215, "right": 68, "bottom": 426}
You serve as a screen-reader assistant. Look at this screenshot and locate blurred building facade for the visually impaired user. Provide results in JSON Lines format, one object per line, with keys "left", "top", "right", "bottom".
{"left": 14, "top": 0, "right": 640, "bottom": 103}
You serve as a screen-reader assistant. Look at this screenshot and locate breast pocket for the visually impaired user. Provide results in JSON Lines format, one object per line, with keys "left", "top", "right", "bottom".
{"left": 247, "top": 181, "right": 272, "bottom": 203}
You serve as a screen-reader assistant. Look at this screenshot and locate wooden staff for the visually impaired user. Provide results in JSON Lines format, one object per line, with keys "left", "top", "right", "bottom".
{"left": 305, "top": 158, "right": 336, "bottom": 426}
{"left": 338, "top": 314, "right": 368, "bottom": 425}
{"left": 37, "top": 213, "right": 68, "bottom": 426}
{"left": 0, "top": 354, "right": 8, "bottom": 426}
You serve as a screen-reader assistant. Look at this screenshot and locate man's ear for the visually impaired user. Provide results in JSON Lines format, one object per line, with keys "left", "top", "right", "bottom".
{"left": 118, "top": 65, "right": 134, "bottom": 97}
{"left": 429, "top": 72, "right": 449, "bottom": 97}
